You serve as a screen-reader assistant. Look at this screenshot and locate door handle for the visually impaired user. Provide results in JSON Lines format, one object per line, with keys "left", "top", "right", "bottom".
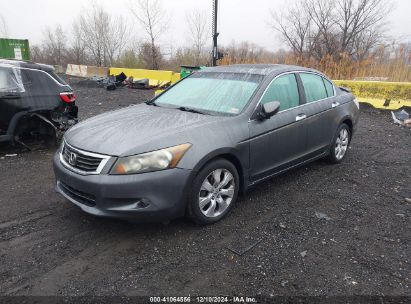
{"left": 295, "top": 114, "right": 307, "bottom": 121}
{"left": 332, "top": 101, "right": 340, "bottom": 108}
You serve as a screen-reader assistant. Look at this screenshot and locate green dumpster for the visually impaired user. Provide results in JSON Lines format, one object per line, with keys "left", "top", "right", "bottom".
{"left": 0, "top": 38, "right": 30, "bottom": 60}
{"left": 180, "top": 65, "right": 206, "bottom": 78}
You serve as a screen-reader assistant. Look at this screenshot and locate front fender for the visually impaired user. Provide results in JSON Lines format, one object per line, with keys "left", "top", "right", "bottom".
{"left": 179, "top": 146, "right": 250, "bottom": 194}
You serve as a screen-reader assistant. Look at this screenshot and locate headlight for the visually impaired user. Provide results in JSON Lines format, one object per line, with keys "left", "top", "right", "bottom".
{"left": 110, "top": 143, "right": 192, "bottom": 175}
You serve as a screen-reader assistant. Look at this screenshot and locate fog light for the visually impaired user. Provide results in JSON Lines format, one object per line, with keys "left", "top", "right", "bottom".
{"left": 137, "top": 199, "right": 150, "bottom": 208}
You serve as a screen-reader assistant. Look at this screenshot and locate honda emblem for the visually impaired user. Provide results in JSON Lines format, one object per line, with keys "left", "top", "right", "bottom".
{"left": 68, "top": 152, "right": 77, "bottom": 166}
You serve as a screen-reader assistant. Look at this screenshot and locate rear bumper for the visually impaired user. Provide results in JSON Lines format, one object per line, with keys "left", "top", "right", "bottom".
{"left": 53, "top": 152, "right": 192, "bottom": 222}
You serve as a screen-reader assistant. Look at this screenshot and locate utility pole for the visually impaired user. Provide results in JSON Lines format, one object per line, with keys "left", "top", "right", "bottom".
{"left": 212, "top": 0, "right": 219, "bottom": 66}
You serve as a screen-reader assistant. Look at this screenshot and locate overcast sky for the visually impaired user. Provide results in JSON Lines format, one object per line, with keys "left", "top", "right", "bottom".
{"left": 1, "top": 0, "right": 410, "bottom": 51}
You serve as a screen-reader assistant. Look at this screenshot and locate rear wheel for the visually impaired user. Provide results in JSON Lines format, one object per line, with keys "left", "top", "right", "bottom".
{"left": 187, "top": 159, "right": 239, "bottom": 225}
{"left": 14, "top": 115, "right": 58, "bottom": 148}
{"left": 327, "top": 123, "right": 351, "bottom": 163}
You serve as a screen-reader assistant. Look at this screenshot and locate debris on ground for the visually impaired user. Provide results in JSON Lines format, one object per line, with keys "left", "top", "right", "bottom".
{"left": 300, "top": 250, "right": 308, "bottom": 257}
{"left": 124, "top": 76, "right": 171, "bottom": 90}
{"left": 125, "top": 77, "right": 150, "bottom": 89}
{"left": 405, "top": 198, "right": 411, "bottom": 203}
{"left": 5, "top": 154, "right": 17, "bottom": 157}
{"left": 281, "top": 280, "right": 289, "bottom": 287}
{"left": 226, "top": 239, "right": 263, "bottom": 256}
{"left": 391, "top": 109, "right": 411, "bottom": 127}
{"left": 344, "top": 275, "right": 359, "bottom": 286}
{"left": 279, "top": 223, "right": 287, "bottom": 229}
{"left": 76, "top": 72, "right": 171, "bottom": 91}
{"left": 115, "top": 72, "right": 127, "bottom": 83}
{"left": 76, "top": 73, "right": 127, "bottom": 91}
{"left": 76, "top": 77, "right": 103, "bottom": 88}
{"left": 315, "top": 211, "right": 332, "bottom": 221}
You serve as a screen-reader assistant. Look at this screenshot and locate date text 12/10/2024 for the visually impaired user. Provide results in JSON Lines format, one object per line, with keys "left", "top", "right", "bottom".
{"left": 149, "top": 296, "right": 257, "bottom": 303}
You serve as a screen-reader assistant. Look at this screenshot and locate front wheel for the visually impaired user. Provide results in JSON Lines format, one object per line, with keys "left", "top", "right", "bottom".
{"left": 187, "top": 159, "right": 239, "bottom": 225}
{"left": 327, "top": 123, "right": 351, "bottom": 163}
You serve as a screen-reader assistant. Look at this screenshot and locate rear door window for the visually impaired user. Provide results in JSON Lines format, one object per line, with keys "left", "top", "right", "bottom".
{"left": 300, "top": 73, "right": 328, "bottom": 102}
{"left": 21, "top": 69, "right": 58, "bottom": 95}
{"left": 323, "top": 78, "right": 335, "bottom": 97}
{"left": 261, "top": 74, "right": 300, "bottom": 111}
{"left": 0, "top": 66, "right": 25, "bottom": 93}
{"left": 47, "top": 71, "right": 68, "bottom": 85}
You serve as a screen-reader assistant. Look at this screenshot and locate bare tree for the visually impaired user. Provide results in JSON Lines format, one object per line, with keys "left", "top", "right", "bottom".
{"left": 270, "top": 1, "right": 315, "bottom": 58}
{"left": 186, "top": 9, "right": 210, "bottom": 65}
{"left": 0, "top": 14, "right": 9, "bottom": 38}
{"left": 220, "top": 41, "right": 275, "bottom": 64}
{"left": 270, "top": 0, "right": 392, "bottom": 61}
{"left": 305, "top": 0, "right": 340, "bottom": 59}
{"left": 138, "top": 42, "right": 164, "bottom": 69}
{"left": 130, "top": 0, "right": 168, "bottom": 70}
{"left": 103, "top": 16, "right": 129, "bottom": 66}
{"left": 43, "top": 25, "right": 67, "bottom": 66}
{"left": 77, "top": 3, "right": 128, "bottom": 66}
{"left": 116, "top": 46, "right": 143, "bottom": 68}
{"left": 30, "top": 45, "right": 46, "bottom": 63}
{"left": 335, "top": 0, "right": 392, "bottom": 56}
{"left": 70, "top": 18, "right": 88, "bottom": 65}
{"left": 79, "top": 4, "right": 109, "bottom": 66}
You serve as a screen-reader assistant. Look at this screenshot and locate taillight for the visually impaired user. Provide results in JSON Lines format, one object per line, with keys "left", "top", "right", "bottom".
{"left": 60, "top": 92, "right": 76, "bottom": 103}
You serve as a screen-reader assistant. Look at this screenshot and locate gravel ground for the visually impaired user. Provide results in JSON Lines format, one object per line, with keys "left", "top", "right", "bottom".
{"left": 0, "top": 80, "right": 410, "bottom": 298}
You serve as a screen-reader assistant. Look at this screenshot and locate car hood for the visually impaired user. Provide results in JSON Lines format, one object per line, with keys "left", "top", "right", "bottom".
{"left": 65, "top": 104, "right": 228, "bottom": 156}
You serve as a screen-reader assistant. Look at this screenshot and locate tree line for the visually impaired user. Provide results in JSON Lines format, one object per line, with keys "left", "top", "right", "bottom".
{"left": 28, "top": 0, "right": 211, "bottom": 72}
{"left": 1, "top": 0, "right": 409, "bottom": 81}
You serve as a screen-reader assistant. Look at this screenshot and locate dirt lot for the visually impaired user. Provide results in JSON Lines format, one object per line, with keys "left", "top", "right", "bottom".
{"left": 0, "top": 79, "right": 410, "bottom": 298}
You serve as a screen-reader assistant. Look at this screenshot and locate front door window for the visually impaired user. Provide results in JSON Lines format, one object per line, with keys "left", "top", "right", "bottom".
{"left": 260, "top": 74, "right": 300, "bottom": 111}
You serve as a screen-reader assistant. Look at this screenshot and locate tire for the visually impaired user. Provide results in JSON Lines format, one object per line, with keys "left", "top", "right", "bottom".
{"left": 327, "top": 123, "right": 351, "bottom": 164}
{"left": 187, "top": 159, "right": 239, "bottom": 225}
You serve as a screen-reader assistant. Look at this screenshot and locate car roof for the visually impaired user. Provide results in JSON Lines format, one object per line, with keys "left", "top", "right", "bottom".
{"left": 201, "top": 64, "right": 321, "bottom": 76}
{"left": 0, "top": 59, "right": 54, "bottom": 72}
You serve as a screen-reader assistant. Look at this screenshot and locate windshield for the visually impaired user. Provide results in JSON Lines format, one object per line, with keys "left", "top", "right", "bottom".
{"left": 154, "top": 72, "right": 263, "bottom": 115}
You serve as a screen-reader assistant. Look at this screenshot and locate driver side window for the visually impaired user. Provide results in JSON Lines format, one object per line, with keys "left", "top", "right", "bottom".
{"left": 260, "top": 74, "right": 300, "bottom": 111}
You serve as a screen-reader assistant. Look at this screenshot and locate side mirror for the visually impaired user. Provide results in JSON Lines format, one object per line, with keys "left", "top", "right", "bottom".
{"left": 258, "top": 101, "right": 280, "bottom": 120}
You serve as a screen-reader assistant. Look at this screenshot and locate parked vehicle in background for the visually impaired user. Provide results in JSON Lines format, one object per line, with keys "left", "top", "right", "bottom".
{"left": 0, "top": 59, "right": 78, "bottom": 145}
{"left": 53, "top": 64, "right": 359, "bottom": 225}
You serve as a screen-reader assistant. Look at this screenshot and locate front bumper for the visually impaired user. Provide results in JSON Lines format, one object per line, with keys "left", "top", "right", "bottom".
{"left": 53, "top": 153, "right": 192, "bottom": 221}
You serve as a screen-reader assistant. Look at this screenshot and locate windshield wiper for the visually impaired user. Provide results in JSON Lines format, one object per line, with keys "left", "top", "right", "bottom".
{"left": 0, "top": 93, "right": 20, "bottom": 98}
{"left": 177, "top": 106, "right": 206, "bottom": 115}
{"left": 145, "top": 101, "right": 206, "bottom": 115}
{"left": 145, "top": 100, "right": 158, "bottom": 106}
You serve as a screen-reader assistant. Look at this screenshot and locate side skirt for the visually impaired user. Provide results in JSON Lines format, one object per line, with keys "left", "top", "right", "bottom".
{"left": 246, "top": 151, "right": 328, "bottom": 191}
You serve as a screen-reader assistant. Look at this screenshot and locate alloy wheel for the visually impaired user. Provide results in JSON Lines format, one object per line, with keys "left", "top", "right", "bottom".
{"left": 198, "top": 169, "right": 235, "bottom": 218}
{"left": 335, "top": 128, "right": 349, "bottom": 160}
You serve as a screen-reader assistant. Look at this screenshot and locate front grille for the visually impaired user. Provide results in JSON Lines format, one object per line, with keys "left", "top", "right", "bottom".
{"left": 62, "top": 143, "right": 104, "bottom": 173}
{"left": 60, "top": 182, "right": 96, "bottom": 207}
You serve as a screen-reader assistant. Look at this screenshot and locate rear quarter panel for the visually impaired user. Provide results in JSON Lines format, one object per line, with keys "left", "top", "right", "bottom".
{"left": 333, "top": 90, "right": 359, "bottom": 135}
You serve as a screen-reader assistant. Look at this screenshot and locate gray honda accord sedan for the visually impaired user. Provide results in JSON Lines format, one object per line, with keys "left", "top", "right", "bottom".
{"left": 53, "top": 64, "right": 359, "bottom": 224}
